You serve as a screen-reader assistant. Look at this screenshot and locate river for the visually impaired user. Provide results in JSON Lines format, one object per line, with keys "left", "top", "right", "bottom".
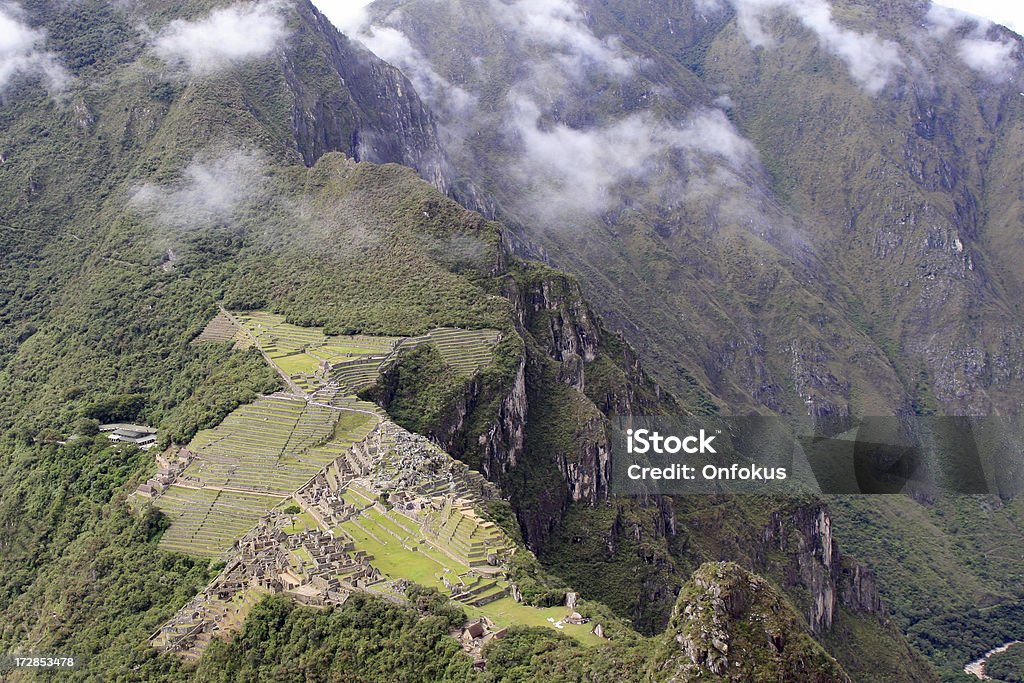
{"left": 965, "top": 641, "right": 1024, "bottom": 680}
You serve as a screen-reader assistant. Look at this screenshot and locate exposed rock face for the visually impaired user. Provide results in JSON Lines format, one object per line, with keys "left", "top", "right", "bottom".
{"left": 762, "top": 503, "right": 882, "bottom": 634}
{"left": 282, "top": 1, "right": 449, "bottom": 191}
{"left": 651, "top": 562, "right": 852, "bottom": 682}
{"left": 476, "top": 355, "right": 527, "bottom": 479}
{"left": 502, "top": 270, "right": 600, "bottom": 390}
{"left": 555, "top": 412, "right": 610, "bottom": 503}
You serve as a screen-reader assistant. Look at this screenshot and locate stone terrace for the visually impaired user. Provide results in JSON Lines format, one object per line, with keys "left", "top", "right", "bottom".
{"left": 149, "top": 394, "right": 377, "bottom": 558}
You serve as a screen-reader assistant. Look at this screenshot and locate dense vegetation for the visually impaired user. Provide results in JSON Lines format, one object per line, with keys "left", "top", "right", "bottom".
{"left": 0, "top": 2, "right": 657, "bottom": 679}
{"left": 195, "top": 593, "right": 475, "bottom": 683}
{"left": 366, "top": 344, "right": 467, "bottom": 437}
{"left": 830, "top": 495, "right": 1024, "bottom": 630}
{"left": 986, "top": 642, "right": 1024, "bottom": 683}
{"left": 909, "top": 601, "right": 1024, "bottom": 675}
{"left": 188, "top": 591, "right": 660, "bottom": 683}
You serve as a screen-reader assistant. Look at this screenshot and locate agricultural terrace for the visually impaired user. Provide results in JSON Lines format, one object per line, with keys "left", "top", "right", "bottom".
{"left": 224, "top": 310, "right": 501, "bottom": 395}
{"left": 154, "top": 486, "right": 280, "bottom": 557}
{"left": 153, "top": 395, "right": 377, "bottom": 557}
{"left": 398, "top": 327, "right": 501, "bottom": 378}
{"left": 190, "top": 311, "right": 251, "bottom": 349}
{"left": 231, "top": 311, "right": 400, "bottom": 393}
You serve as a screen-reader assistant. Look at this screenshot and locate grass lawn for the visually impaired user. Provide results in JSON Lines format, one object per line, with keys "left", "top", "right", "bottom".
{"left": 467, "top": 597, "right": 604, "bottom": 645}
{"left": 283, "top": 511, "right": 318, "bottom": 535}
{"left": 339, "top": 510, "right": 599, "bottom": 644}
{"left": 273, "top": 352, "right": 321, "bottom": 376}
{"left": 341, "top": 518, "right": 460, "bottom": 588}
{"left": 343, "top": 485, "right": 377, "bottom": 508}
{"left": 335, "top": 410, "right": 375, "bottom": 436}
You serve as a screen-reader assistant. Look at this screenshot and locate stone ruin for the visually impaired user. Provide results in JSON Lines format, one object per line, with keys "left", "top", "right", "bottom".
{"left": 454, "top": 616, "right": 509, "bottom": 669}
{"left": 134, "top": 448, "right": 195, "bottom": 499}
{"left": 151, "top": 508, "right": 381, "bottom": 660}
{"left": 149, "top": 409, "right": 523, "bottom": 661}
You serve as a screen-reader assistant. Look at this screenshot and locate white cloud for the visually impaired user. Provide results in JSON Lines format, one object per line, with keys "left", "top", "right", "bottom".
{"left": 925, "top": 5, "right": 1019, "bottom": 81}
{"left": 489, "top": 0, "right": 636, "bottom": 78}
{"left": 330, "top": 5, "right": 477, "bottom": 119}
{"left": 0, "top": 3, "right": 68, "bottom": 94}
{"left": 925, "top": 4, "right": 969, "bottom": 38}
{"left": 130, "top": 151, "right": 267, "bottom": 231}
{"left": 958, "top": 36, "right": 1016, "bottom": 80}
{"left": 935, "top": 0, "right": 1024, "bottom": 35}
{"left": 152, "top": 1, "right": 289, "bottom": 76}
{"left": 508, "top": 98, "right": 758, "bottom": 222}
{"left": 340, "top": 0, "right": 765, "bottom": 230}
{"left": 310, "top": 0, "right": 372, "bottom": 36}
{"left": 723, "top": 0, "right": 903, "bottom": 94}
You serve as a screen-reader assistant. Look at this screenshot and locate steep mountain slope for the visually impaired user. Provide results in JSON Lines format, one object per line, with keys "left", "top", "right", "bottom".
{"left": 335, "top": 0, "right": 1024, "bottom": 679}
{"left": 0, "top": 0, "right": 609, "bottom": 677}
{"left": 0, "top": 0, "right": 1006, "bottom": 681}
{"left": 356, "top": 0, "right": 1024, "bottom": 418}
{"left": 0, "top": 1, "right": 851, "bottom": 681}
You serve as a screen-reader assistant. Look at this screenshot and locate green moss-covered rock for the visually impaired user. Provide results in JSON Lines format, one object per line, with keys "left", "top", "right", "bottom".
{"left": 649, "top": 562, "right": 851, "bottom": 682}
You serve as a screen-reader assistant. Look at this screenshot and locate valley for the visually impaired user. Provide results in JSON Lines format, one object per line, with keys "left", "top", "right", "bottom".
{"left": 0, "top": 0, "right": 1020, "bottom": 680}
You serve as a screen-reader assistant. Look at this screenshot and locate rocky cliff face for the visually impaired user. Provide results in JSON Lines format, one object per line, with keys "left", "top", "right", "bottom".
{"left": 283, "top": 1, "right": 449, "bottom": 191}
{"left": 762, "top": 503, "right": 882, "bottom": 634}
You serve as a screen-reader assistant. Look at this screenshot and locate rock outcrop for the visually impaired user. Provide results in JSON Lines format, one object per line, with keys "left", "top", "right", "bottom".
{"left": 283, "top": 1, "right": 450, "bottom": 192}
{"left": 649, "top": 562, "right": 852, "bottom": 682}
{"left": 762, "top": 503, "right": 882, "bottom": 634}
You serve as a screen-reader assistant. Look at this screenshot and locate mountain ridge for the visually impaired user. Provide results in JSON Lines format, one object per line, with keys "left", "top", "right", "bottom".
{"left": 0, "top": 0, "right": 1016, "bottom": 680}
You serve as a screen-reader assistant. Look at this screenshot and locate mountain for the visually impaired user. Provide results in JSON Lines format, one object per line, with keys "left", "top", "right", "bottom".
{"left": 337, "top": 0, "right": 1024, "bottom": 679}
{"left": 650, "top": 562, "right": 854, "bottom": 682}
{"left": 357, "top": 0, "right": 1024, "bottom": 418}
{"left": 0, "top": 1, "right": 843, "bottom": 680}
{"left": 0, "top": 0, "right": 1018, "bottom": 682}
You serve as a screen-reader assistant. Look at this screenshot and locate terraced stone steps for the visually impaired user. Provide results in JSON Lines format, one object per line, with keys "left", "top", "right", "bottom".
{"left": 192, "top": 311, "right": 248, "bottom": 347}
{"left": 155, "top": 487, "right": 282, "bottom": 557}
{"left": 328, "top": 357, "right": 388, "bottom": 394}
{"left": 232, "top": 311, "right": 401, "bottom": 381}
{"left": 152, "top": 393, "right": 381, "bottom": 558}
{"left": 425, "top": 503, "right": 510, "bottom": 568}
{"left": 398, "top": 328, "right": 501, "bottom": 377}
